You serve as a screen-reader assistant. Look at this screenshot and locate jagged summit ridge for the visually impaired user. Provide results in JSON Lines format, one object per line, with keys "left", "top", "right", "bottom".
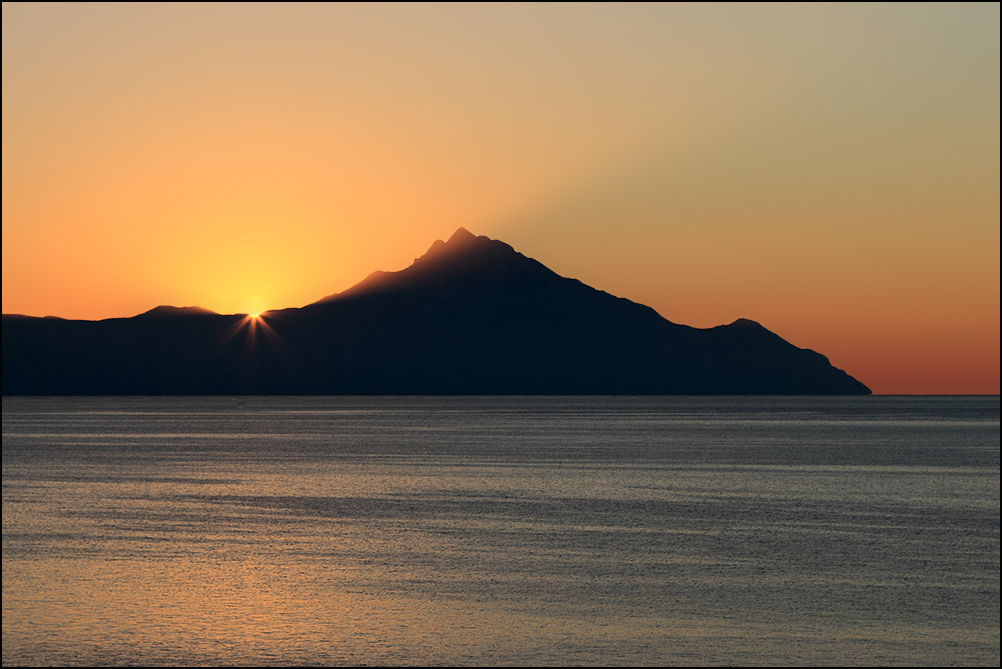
{"left": 413, "top": 227, "right": 500, "bottom": 265}
{"left": 317, "top": 228, "right": 540, "bottom": 304}
{"left": 416, "top": 227, "right": 519, "bottom": 265}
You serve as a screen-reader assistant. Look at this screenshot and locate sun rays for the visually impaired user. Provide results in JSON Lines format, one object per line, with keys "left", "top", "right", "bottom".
{"left": 216, "top": 311, "right": 287, "bottom": 357}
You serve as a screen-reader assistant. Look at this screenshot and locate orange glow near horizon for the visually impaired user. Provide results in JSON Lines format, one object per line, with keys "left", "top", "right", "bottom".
{"left": 2, "top": 4, "right": 998, "bottom": 394}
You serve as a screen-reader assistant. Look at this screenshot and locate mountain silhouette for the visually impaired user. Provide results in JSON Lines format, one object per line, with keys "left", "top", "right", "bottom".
{"left": 2, "top": 228, "right": 870, "bottom": 395}
{"left": 136, "top": 305, "right": 219, "bottom": 318}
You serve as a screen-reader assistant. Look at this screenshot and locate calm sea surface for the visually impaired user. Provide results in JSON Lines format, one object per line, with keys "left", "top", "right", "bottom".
{"left": 2, "top": 396, "right": 998, "bottom": 666}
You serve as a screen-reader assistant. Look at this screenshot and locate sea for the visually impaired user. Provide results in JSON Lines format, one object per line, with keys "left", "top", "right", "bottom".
{"left": 2, "top": 396, "right": 998, "bottom": 666}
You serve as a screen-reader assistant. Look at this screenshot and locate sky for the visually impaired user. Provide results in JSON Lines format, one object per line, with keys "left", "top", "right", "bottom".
{"left": 3, "top": 3, "right": 998, "bottom": 394}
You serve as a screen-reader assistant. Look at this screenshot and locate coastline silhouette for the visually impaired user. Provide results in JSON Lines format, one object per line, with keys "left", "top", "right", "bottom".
{"left": 2, "top": 228, "right": 870, "bottom": 395}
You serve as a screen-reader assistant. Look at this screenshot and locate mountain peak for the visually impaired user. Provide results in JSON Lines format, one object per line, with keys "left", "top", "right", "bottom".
{"left": 419, "top": 227, "right": 492, "bottom": 261}
{"left": 408, "top": 228, "right": 535, "bottom": 279}
{"left": 727, "top": 318, "right": 763, "bottom": 328}
{"left": 448, "top": 227, "right": 477, "bottom": 244}
{"left": 315, "top": 229, "right": 540, "bottom": 304}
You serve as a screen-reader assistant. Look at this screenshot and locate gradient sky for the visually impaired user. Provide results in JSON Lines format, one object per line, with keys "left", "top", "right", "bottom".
{"left": 3, "top": 3, "right": 999, "bottom": 394}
